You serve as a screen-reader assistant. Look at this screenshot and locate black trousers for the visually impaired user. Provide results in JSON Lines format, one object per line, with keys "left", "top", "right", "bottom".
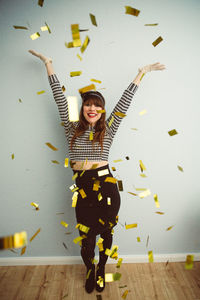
{"left": 73, "top": 164, "right": 121, "bottom": 269}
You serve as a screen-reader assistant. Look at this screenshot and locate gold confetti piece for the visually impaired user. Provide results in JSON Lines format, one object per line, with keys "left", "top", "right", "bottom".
{"left": 60, "top": 122, "right": 64, "bottom": 126}
{"left": 139, "top": 160, "right": 146, "bottom": 172}
{"left": 79, "top": 84, "right": 96, "bottom": 94}
{"left": 77, "top": 54, "right": 82, "bottom": 61}
{"left": 125, "top": 6, "right": 140, "bottom": 16}
{"left": 38, "top": 0, "right": 44, "bottom": 7}
{"left": 128, "top": 191, "right": 138, "bottom": 196}
{"left": 140, "top": 73, "right": 145, "bottom": 81}
{"left": 65, "top": 42, "right": 74, "bottom": 48}
{"left": 116, "top": 258, "right": 123, "bottom": 268}
{"left": 166, "top": 225, "right": 174, "bottom": 231}
{"left": 72, "top": 172, "right": 78, "bottom": 181}
{"left": 139, "top": 189, "right": 151, "bottom": 198}
{"left": 148, "top": 250, "right": 154, "bottom": 263}
{"left": 21, "top": 246, "right": 26, "bottom": 255}
{"left": 11, "top": 153, "right": 14, "bottom": 160}
{"left": 99, "top": 218, "right": 105, "bottom": 225}
{"left": 72, "top": 191, "right": 78, "bottom": 207}
{"left": 139, "top": 109, "right": 147, "bottom": 116}
{"left": 125, "top": 223, "right": 137, "bottom": 229}
{"left": 91, "top": 258, "right": 98, "bottom": 264}
{"left": 29, "top": 228, "right": 41, "bottom": 242}
{"left": 71, "top": 24, "right": 81, "bottom": 47}
{"left": 108, "top": 115, "right": 114, "bottom": 127}
{"left": 73, "top": 235, "right": 86, "bottom": 244}
{"left": 140, "top": 173, "right": 147, "bottom": 178}
{"left": 168, "top": 129, "right": 178, "bottom": 136}
{"left": 45, "top": 22, "right": 51, "bottom": 33}
{"left": 69, "top": 184, "right": 77, "bottom": 191}
{"left": 98, "top": 169, "right": 109, "bottom": 176}
{"left": 79, "top": 188, "right": 86, "bottom": 199}
{"left": 113, "top": 159, "right": 123, "bottom": 163}
{"left": 76, "top": 223, "right": 90, "bottom": 234}
{"left": 122, "top": 290, "right": 129, "bottom": 299}
{"left": 89, "top": 131, "right": 93, "bottom": 141}
{"left": 67, "top": 96, "right": 79, "bottom": 122}
{"left": 155, "top": 211, "right": 165, "bottom": 215}
{"left": 125, "top": 156, "right": 129, "bottom": 160}
{"left": 119, "top": 285, "right": 127, "bottom": 289}
{"left": 41, "top": 25, "right": 48, "bottom": 31}
{"left": 114, "top": 111, "right": 126, "bottom": 118}
{"left": 97, "top": 276, "right": 104, "bottom": 287}
{"left": 93, "top": 180, "right": 100, "bottom": 191}
{"left": 80, "top": 169, "right": 86, "bottom": 177}
{"left": 37, "top": 90, "right": 45, "bottom": 95}
{"left": 112, "top": 167, "right": 116, "bottom": 171}
{"left": 89, "top": 13, "right": 97, "bottom": 26}
{"left": 137, "top": 237, "right": 141, "bottom": 242}
{"left": 154, "top": 194, "right": 160, "bottom": 208}
{"left": 185, "top": 255, "right": 194, "bottom": 270}
{"left": 18, "top": 98, "right": 22, "bottom": 103}
{"left": 177, "top": 165, "right": 184, "bottom": 172}
{"left": 70, "top": 71, "right": 82, "bottom": 77}
{"left": 63, "top": 242, "right": 68, "bottom": 250}
{"left": 56, "top": 212, "right": 64, "bottom": 215}
{"left": 107, "top": 197, "right": 111, "bottom": 205}
{"left": 145, "top": 23, "right": 158, "bottom": 26}
{"left": 146, "top": 235, "right": 149, "bottom": 248}
{"left": 0, "top": 231, "right": 28, "bottom": 250}
{"left": 90, "top": 164, "right": 99, "bottom": 170}
{"left": 45, "top": 142, "right": 58, "bottom": 151}
{"left": 51, "top": 160, "right": 59, "bottom": 164}
{"left": 13, "top": 25, "right": 28, "bottom": 30}
{"left": 105, "top": 248, "right": 112, "bottom": 256}
{"left": 118, "top": 180, "right": 123, "bottom": 191}
{"left": 152, "top": 36, "right": 163, "bottom": 47}
{"left": 135, "top": 188, "right": 146, "bottom": 191}
{"left": 64, "top": 158, "right": 69, "bottom": 168}
{"left": 31, "top": 202, "right": 39, "bottom": 210}
{"left": 80, "top": 36, "right": 90, "bottom": 53}
{"left": 30, "top": 32, "right": 40, "bottom": 40}
{"left": 86, "top": 269, "right": 92, "bottom": 279}
{"left": 61, "top": 221, "right": 68, "bottom": 228}
{"left": 105, "top": 272, "right": 121, "bottom": 282}
{"left": 98, "top": 193, "right": 103, "bottom": 201}
{"left": 96, "top": 109, "right": 105, "bottom": 113}
{"left": 105, "top": 177, "right": 117, "bottom": 184}
{"left": 91, "top": 78, "right": 102, "bottom": 84}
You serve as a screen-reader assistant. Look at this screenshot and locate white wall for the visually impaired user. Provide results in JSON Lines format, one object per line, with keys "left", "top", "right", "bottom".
{"left": 0, "top": 0, "right": 200, "bottom": 259}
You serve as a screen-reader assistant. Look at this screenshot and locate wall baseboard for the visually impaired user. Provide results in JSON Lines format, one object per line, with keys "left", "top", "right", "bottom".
{"left": 0, "top": 253, "right": 199, "bottom": 266}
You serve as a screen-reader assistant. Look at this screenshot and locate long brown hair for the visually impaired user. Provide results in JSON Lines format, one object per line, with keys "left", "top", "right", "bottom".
{"left": 70, "top": 93, "right": 106, "bottom": 152}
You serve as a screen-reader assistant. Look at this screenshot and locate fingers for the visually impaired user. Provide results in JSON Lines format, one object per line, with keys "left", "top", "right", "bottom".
{"left": 28, "top": 49, "right": 40, "bottom": 57}
{"left": 151, "top": 62, "right": 166, "bottom": 71}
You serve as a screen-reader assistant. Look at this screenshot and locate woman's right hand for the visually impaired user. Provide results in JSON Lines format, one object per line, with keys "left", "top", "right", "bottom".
{"left": 28, "top": 49, "right": 52, "bottom": 65}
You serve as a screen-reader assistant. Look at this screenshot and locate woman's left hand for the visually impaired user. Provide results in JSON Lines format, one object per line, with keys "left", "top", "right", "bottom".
{"left": 139, "top": 62, "right": 166, "bottom": 74}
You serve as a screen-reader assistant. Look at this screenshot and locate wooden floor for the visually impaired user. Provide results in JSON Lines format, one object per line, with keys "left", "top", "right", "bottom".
{"left": 0, "top": 262, "right": 200, "bottom": 300}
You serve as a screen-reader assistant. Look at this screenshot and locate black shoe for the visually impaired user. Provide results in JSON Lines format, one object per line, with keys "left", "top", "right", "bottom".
{"left": 85, "top": 265, "right": 95, "bottom": 293}
{"left": 96, "top": 265, "right": 105, "bottom": 292}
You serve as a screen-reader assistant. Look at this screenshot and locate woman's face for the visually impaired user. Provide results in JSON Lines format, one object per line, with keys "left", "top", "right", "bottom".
{"left": 83, "top": 101, "right": 102, "bottom": 126}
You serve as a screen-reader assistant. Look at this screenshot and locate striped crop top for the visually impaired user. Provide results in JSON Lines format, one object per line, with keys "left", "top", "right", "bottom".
{"left": 48, "top": 74, "right": 138, "bottom": 161}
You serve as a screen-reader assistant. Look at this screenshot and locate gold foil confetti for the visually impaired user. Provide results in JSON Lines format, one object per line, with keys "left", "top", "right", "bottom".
{"left": 13, "top": 25, "right": 28, "bottom": 30}
{"left": 135, "top": 188, "right": 147, "bottom": 191}
{"left": 148, "top": 250, "right": 154, "bottom": 263}
{"left": 119, "top": 285, "right": 127, "bottom": 289}
{"left": 61, "top": 221, "right": 68, "bottom": 228}
{"left": 80, "top": 36, "right": 90, "bottom": 53}
{"left": 139, "top": 160, "right": 146, "bottom": 172}
{"left": 73, "top": 235, "right": 86, "bottom": 244}
{"left": 113, "top": 159, "right": 123, "bottom": 163}
{"left": 146, "top": 235, "right": 149, "bottom": 247}
{"left": 105, "top": 249, "right": 112, "bottom": 256}
{"left": 72, "top": 191, "right": 78, "bottom": 207}
{"left": 29, "top": 228, "right": 41, "bottom": 242}
{"left": 112, "top": 167, "right": 116, "bottom": 171}
{"left": 71, "top": 24, "right": 81, "bottom": 47}
{"left": 61, "top": 86, "right": 66, "bottom": 92}
{"left": 0, "top": 231, "right": 27, "bottom": 250}
{"left": 31, "top": 202, "right": 39, "bottom": 210}
{"left": 108, "top": 115, "right": 114, "bottom": 127}
{"left": 63, "top": 242, "right": 68, "bottom": 250}
{"left": 97, "top": 109, "right": 105, "bottom": 113}
{"left": 131, "top": 128, "right": 138, "bottom": 130}
{"left": 139, "top": 189, "right": 151, "bottom": 198}
{"left": 79, "top": 188, "right": 86, "bottom": 199}
{"left": 137, "top": 237, "right": 141, "bottom": 242}
{"left": 118, "top": 180, "right": 123, "bottom": 191}
{"left": 67, "top": 96, "right": 79, "bottom": 122}
{"left": 107, "top": 197, "right": 111, "bottom": 205}
{"left": 69, "top": 184, "right": 77, "bottom": 191}
{"left": 154, "top": 194, "right": 160, "bottom": 208}
{"left": 140, "top": 173, "right": 147, "bottom": 178}
{"left": 89, "top": 131, "right": 93, "bottom": 141}
{"left": 30, "top": 32, "right": 40, "bottom": 40}
{"left": 60, "top": 122, "right": 64, "bottom": 126}
{"left": 86, "top": 269, "right": 92, "bottom": 279}
{"left": 90, "top": 163, "right": 99, "bottom": 169}
{"left": 72, "top": 172, "right": 78, "bottom": 180}
{"left": 64, "top": 158, "right": 69, "bottom": 168}
{"left": 91, "top": 79, "right": 102, "bottom": 84}
{"left": 93, "top": 180, "right": 100, "bottom": 191}
{"left": 116, "top": 258, "right": 123, "bottom": 268}
{"left": 77, "top": 54, "right": 82, "bottom": 61}
{"left": 185, "top": 255, "right": 194, "bottom": 270}
{"left": 80, "top": 169, "right": 86, "bottom": 177}
{"left": 97, "top": 169, "right": 109, "bottom": 177}
{"left": 122, "top": 290, "right": 129, "bottom": 299}
{"left": 76, "top": 223, "right": 90, "bottom": 234}
{"left": 70, "top": 71, "right": 82, "bottom": 77}
{"left": 99, "top": 218, "right": 105, "bottom": 225}
{"left": 166, "top": 226, "right": 174, "bottom": 231}
{"left": 139, "top": 110, "right": 147, "bottom": 116}
{"left": 105, "top": 272, "right": 121, "bottom": 282}
{"left": 45, "top": 143, "right": 58, "bottom": 151}
{"left": 125, "top": 6, "right": 140, "bottom": 16}
{"left": 97, "top": 276, "right": 104, "bottom": 287}
{"left": 105, "top": 177, "right": 117, "bottom": 184}
{"left": 145, "top": 23, "right": 158, "bottom": 26}
{"left": 38, "top": 0, "right": 44, "bottom": 7}
{"left": 168, "top": 129, "right": 178, "bottom": 136}
{"left": 97, "top": 238, "right": 104, "bottom": 252}
{"left": 41, "top": 25, "right": 48, "bottom": 31}
{"left": 127, "top": 191, "right": 138, "bottom": 196}
{"left": 45, "top": 22, "right": 51, "bottom": 33}
{"left": 65, "top": 42, "right": 74, "bottom": 48}
{"left": 152, "top": 36, "right": 163, "bottom": 47}
{"left": 114, "top": 111, "right": 126, "bottom": 118}
{"left": 18, "top": 98, "right": 22, "bottom": 103}
{"left": 177, "top": 165, "right": 184, "bottom": 172}
{"left": 21, "top": 246, "right": 26, "bottom": 255}
{"left": 37, "top": 90, "right": 45, "bottom": 95}
{"left": 89, "top": 13, "right": 97, "bottom": 26}
{"left": 98, "top": 193, "right": 103, "bottom": 201}
{"left": 79, "top": 84, "right": 95, "bottom": 94}
{"left": 125, "top": 223, "right": 137, "bottom": 229}
{"left": 51, "top": 160, "right": 59, "bottom": 164}
{"left": 140, "top": 73, "right": 145, "bottom": 81}
{"left": 155, "top": 211, "right": 164, "bottom": 215}
{"left": 11, "top": 153, "right": 14, "bottom": 160}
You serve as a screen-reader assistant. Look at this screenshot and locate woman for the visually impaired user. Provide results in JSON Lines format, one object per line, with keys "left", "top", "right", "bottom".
{"left": 29, "top": 49, "right": 165, "bottom": 293}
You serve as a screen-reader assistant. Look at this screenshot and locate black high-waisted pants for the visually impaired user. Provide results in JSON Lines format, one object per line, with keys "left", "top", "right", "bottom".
{"left": 73, "top": 164, "right": 120, "bottom": 269}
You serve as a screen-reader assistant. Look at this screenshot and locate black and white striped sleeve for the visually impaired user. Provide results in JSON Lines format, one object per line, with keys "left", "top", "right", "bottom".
{"left": 48, "top": 74, "right": 70, "bottom": 128}
{"left": 106, "top": 82, "right": 138, "bottom": 138}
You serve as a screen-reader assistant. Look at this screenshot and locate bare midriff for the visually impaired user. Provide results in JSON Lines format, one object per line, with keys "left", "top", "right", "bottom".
{"left": 71, "top": 160, "right": 108, "bottom": 171}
